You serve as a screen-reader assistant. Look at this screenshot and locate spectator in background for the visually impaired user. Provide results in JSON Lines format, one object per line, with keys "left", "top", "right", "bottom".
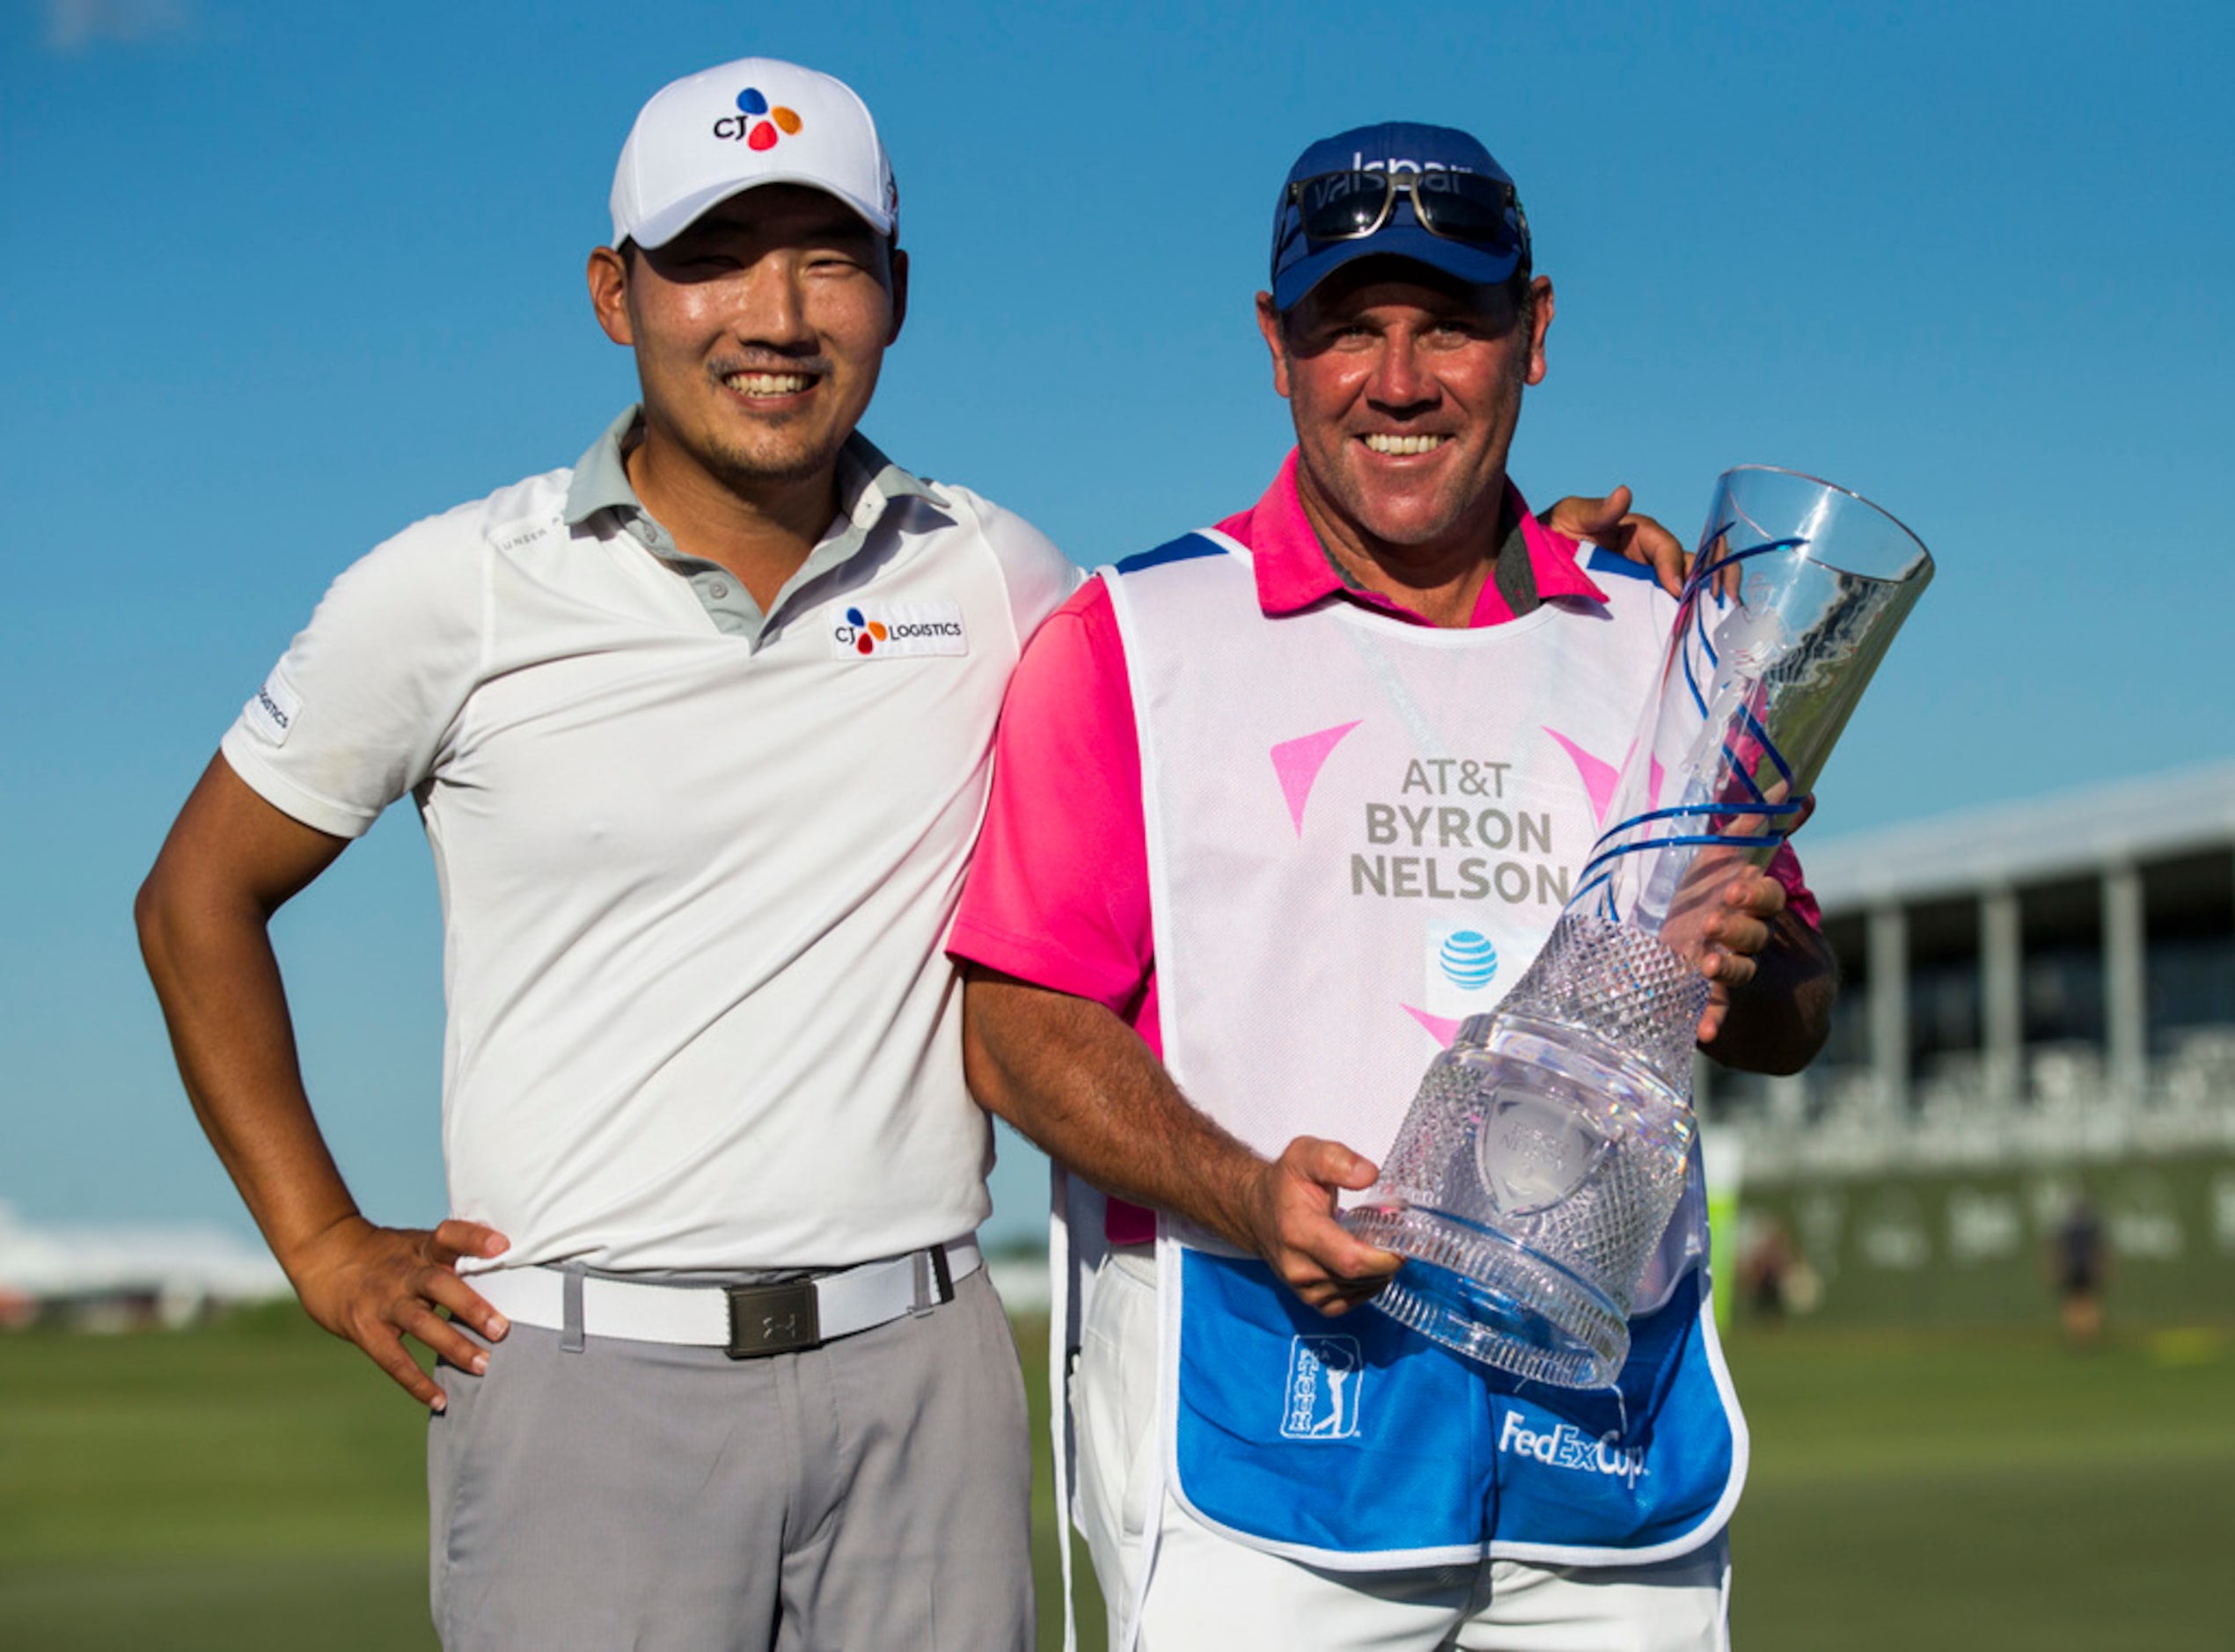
{"left": 2056, "top": 1190, "right": 2107, "bottom": 1347}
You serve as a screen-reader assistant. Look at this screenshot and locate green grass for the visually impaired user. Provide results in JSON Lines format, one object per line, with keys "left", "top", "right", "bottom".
{"left": 1726, "top": 1322, "right": 2235, "bottom": 1649}
{"left": 2, "top": 1306, "right": 2229, "bottom": 1648}
{"left": 0, "top": 1305, "right": 430, "bottom": 1649}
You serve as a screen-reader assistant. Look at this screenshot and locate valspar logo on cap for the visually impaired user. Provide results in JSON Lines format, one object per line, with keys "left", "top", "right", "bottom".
{"left": 713, "top": 87, "right": 802, "bottom": 151}
{"left": 831, "top": 600, "right": 968, "bottom": 660}
{"left": 1352, "top": 151, "right": 1477, "bottom": 176}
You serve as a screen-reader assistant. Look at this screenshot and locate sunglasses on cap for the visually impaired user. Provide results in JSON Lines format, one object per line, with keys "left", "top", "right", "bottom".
{"left": 1285, "top": 168, "right": 1527, "bottom": 257}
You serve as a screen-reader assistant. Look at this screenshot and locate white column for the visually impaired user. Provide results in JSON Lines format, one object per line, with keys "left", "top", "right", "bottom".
{"left": 1868, "top": 904, "right": 1909, "bottom": 1121}
{"left": 1766, "top": 1071, "right": 1810, "bottom": 1130}
{"left": 2103, "top": 863, "right": 2148, "bottom": 1114}
{"left": 1981, "top": 888, "right": 2023, "bottom": 1108}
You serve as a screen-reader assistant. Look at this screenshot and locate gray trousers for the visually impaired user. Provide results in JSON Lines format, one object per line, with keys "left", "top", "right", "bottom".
{"left": 427, "top": 1269, "right": 1033, "bottom": 1651}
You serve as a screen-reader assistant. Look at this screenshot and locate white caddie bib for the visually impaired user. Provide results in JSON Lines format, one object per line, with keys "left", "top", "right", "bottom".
{"left": 1107, "top": 529, "right": 1671, "bottom": 1167}
{"left": 1098, "top": 530, "right": 1745, "bottom": 1578}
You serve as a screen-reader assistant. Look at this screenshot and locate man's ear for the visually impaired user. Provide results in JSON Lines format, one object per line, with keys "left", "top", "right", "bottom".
{"left": 1254, "top": 291, "right": 1293, "bottom": 400}
{"left": 588, "top": 245, "right": 634, "bottom": 347}
{"left": 1524, "top": 274, "right": 1554, "bottom": 387}
{"left": 887, "top": 246, "right": 910, "bottom": 345}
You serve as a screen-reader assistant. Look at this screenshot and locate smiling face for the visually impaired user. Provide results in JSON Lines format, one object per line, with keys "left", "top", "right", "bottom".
{"left": 1257, "top": 259, "right": 1552, "bottom": 571}
{"left": 587, "top": 184, "right": 907, "bottom": 498}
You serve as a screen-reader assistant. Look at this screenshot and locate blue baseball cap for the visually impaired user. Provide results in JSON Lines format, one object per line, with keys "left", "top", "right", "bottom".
{"left": 1270, "top": 122, "right": 1529, "bottom": 312}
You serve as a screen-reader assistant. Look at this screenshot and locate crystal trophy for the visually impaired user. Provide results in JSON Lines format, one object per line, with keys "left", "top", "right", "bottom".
{"left": 1343, "top": 467, "right": 1933, "bottom": 1386}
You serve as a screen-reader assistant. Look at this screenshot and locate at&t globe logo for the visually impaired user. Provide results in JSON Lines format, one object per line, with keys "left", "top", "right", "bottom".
{"left": 1440, "top": 930, "right": 1499, "bottom": 991}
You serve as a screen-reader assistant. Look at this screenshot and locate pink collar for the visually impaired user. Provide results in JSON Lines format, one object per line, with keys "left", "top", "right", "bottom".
{"left": 1213, "top": 450, "right": 1608, "bottom": 627}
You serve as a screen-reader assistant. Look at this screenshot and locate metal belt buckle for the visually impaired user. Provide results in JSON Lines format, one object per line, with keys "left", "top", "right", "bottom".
{"left": 724, "top": 1282, "right": 821, "bottom": 1359}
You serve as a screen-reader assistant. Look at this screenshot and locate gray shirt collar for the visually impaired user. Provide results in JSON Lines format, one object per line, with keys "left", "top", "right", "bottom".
{"left": 564, "top": 405, "right": 934, "bottom": 543}
{"left": 561, "top": 405, "right": 939, "bottom": 646}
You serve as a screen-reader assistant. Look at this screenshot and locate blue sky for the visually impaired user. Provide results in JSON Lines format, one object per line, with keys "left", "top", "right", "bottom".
{"left": 4, "top": 0, "right": 2230, "bottom": 1247}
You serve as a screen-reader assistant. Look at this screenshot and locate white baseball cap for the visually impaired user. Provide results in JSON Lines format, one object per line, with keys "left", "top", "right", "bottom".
{"left": 610, "top": 57, "right": 897, "bottom": 250}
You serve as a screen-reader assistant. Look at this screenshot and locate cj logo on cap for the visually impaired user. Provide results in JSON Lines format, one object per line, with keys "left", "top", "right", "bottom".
{"left": 712, "top": 87, "right": 802, "bottom": 151}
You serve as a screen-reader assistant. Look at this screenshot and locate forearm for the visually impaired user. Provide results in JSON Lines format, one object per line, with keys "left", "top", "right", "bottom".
{"left": 1703, "top": 908, "right": 1837, "bottom": 1076}
{"left": 962, "top": 968, "right": 1269, "bottom": 1250}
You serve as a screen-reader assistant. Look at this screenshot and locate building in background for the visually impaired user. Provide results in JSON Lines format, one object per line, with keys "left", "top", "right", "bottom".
{"left": 1704, "top": 761, "right": 2235, "bottom": 1324}
{"left": 0, "top": 1202, "right": 289, "bottom": 1331}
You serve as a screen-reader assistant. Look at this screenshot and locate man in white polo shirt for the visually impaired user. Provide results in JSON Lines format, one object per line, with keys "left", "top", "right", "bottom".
{"left": 135, "top": 57, "right": 1074, "bottom": 1648}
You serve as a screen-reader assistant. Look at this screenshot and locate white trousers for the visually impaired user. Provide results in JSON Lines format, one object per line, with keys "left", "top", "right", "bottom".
{"left": 1073, "top": 1250, "right": 1731, "bottom": 1652}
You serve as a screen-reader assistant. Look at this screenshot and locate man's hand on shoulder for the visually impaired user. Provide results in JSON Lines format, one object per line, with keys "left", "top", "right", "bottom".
{"left": 1543, "top": 486, "right": 1689, "bottom": 597}
{"left": 288, "top": 1215, "right": 513, "bottom": 1409}
{"left": 1235, "top": 1137, "right": 1403, "bottom": 1315}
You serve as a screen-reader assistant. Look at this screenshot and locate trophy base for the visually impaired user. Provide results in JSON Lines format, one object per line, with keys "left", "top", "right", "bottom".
{"left": 1348, "top": 1202, "right": 1629, "bottom": 1389}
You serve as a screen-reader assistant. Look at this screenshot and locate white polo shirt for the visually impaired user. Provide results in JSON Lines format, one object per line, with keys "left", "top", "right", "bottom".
{"left": 221, "top": 409, "right": 1078, "bottom": 1272}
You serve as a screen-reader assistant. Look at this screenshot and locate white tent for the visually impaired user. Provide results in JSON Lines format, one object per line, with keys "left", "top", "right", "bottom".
{"left": 0, "top": 1201, "right": 289, "bottom": 1327}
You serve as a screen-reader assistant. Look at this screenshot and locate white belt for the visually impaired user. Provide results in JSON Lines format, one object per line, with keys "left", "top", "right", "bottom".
{"left": 469, "top": 1239, "right": 983, "bottom": 1358}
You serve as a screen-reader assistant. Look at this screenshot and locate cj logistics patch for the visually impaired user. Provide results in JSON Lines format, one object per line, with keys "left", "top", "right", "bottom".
{"left": 830, "top": 601, "right": 968, "bottom": 660}
{"left": 243, "top": 666, "right": 303, "bottom": 746}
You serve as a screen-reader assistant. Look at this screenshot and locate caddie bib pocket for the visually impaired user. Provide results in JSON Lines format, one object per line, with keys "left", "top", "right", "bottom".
{"left": 1164, "top": 1252, "right": 1743, "bottom": 1565}
{"left": 1484, "top": 1269, "right": 1743, "bottom": 1558}
{"left": 1166, "top": 1247, "right": 1495, "bottom": 1566}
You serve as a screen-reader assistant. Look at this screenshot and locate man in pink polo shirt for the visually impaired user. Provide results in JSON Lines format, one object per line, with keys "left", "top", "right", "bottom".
{"left": 953, "top": 122, "right": 1834, "bottom": 1648}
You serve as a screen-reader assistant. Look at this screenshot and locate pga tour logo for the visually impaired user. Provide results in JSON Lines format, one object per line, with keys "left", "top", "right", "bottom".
{"left": 1499, "top": 1410, "right": 1648, "bottom": 1485}
{"left": 1281, "top": 1335, "right": 1364, "bottom": 1440}
{"left": 831, "top": 600, "right": 969, "bottom": 660}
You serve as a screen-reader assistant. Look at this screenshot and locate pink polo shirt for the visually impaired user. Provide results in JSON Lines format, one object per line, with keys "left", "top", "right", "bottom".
{"left": 949, "top": 455, "right": 1817, "bottom": 1242}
